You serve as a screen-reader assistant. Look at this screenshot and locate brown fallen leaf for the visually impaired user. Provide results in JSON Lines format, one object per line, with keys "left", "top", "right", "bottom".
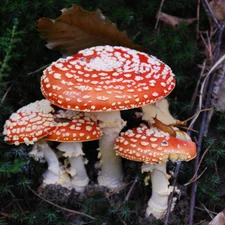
{"left": 37, "top": 4, "right": 144, "bottom": 55}
{"left": 209, "top": 0, "right": 225, "bottom": 22}
{"left": 208, "top": 209, "right": 225, "bottom": 225}
{"left": 156, "top": 12, "right": 197, "bottom": 27}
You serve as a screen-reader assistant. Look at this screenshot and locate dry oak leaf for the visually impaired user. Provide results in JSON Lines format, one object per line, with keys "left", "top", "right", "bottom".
{"left": 209, "top": 0, "right": 225, "bottom": 22}
{"left": 208, "top": 209, "right": 225, "bottom": 225}
{"left": 37, "top": 4, "right": 144, "bottom": 55}
{"left": 157, "top": 12, "right": 197, "bottom": 27}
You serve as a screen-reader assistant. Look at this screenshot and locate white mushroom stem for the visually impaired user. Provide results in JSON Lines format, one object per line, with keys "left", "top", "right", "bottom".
{"left": 32, "top": 139, "right": 67, "bottom": 186}
{"left": 57, "top": 142, "right": 89, "bottom": 193}
{"left": 86, "top": 111, "right": 126, "bottom": 189}
{"left": 141, "top": 99, "right": 176, "bottom": 125}
{"left": 142, "top": 162, "right": 179, "bottom": 219}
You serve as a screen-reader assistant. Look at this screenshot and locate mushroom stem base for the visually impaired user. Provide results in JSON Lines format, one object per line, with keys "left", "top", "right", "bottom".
{"left": 34, "top": 140, "right": 71, "bottom": 188}
{"left": 142, "top": 162, "right": 178, "bottom": 219}
{"left": 69, "top": 156, "right": 89, "bottom": 193}
{"left": 57, "top": 142, "right": 89, "bottom": 193}
{"left": 86, "top": 111, "right": 125, "bottom": 189}
{"left": 98, "top": 132, "right": 124, "bottom": 189}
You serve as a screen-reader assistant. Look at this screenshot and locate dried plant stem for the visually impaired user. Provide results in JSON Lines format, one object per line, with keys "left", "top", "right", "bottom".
{"left": 29, "top": 187, "right": 95, "bottom": 220}
{"left": 27, "top": 64, "right": 50, "bottom": 75}
{"left": 155, "top": 0, "right": 166, "bottom": 29}
{"left": 188, "top": 2, "right": 225, "bottom": 224}
{"left": 164, "top": 161, "right": 181, "bottom": 225}
{"left": 125, "top": 177, "right": 138, "bottom": 202}
{"left": 184, "top": 145, "right": 210, "bottom": 186}
{"left": 196, "top": 0, "right": 201, "bottom": 40}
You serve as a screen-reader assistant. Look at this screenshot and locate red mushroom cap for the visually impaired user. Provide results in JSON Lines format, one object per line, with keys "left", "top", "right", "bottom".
{"left": 3, "top": 100, "right": 57, "bottom": 145}
{"left": 115, "top": 125, "right": 196, "bottom": 164}
{"left": 41, "top": 45, "right": 175, "bottom": 112}
{"left": 45, "top": 111, "right": 103, "bottom": 142}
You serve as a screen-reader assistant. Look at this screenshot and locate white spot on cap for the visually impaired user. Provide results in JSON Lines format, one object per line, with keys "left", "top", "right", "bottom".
{"left": 53, "top": 73, "right": 61, "bottom": 79}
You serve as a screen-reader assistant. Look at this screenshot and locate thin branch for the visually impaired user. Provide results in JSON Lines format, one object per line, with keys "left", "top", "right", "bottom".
{"left": 1, "top": 82, "right": 14, "bottom": 104}
{"left": 195, "top": 206, "right": 217, "bottom": 215}
{"left": 200, "top": 202, "right": 214, "bottom": 219}
{"left": 196, "top": 0, "right": 201, "bottom": 40}
{"left": 29, "top": 187, "right": 95, "bottom": 220}
{"left": 164, "top": 160, "right": 181, "bottom": 225}
{"left": 202, "top": 0, "right": 221, "bottom": 28}
{"left": 155, "top": 0, "right": 166, "bottom": 29}
{"left": 185, "top": 167, "right": 207, "bottom": 185}
{"left": 190, "top": 60, "right": 207, "bottom": 110}
{"left": 182, "top": 108, "right": 212, "bottom": 124}
{"left": 27, "top": 64, "right": 50, "bottom": 76}
{"left": 184, "top": 145, "right": 210, "bottom": 186}
{"left": 125, "top": 177, "right": 138, "bottom": 202}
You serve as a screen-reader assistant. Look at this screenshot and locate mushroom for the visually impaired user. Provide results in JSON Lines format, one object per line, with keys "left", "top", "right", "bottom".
{"left": 40, "top": 45, "right": 176, "bottom": 189}
{"left": 115, "top": 125, "right": 196, "bottom": 219}
{"left": 44, "top": 110, "right": 103, "bottom": 192}
{"left": 3, "top": 99, "right": 69, "bottom": 187}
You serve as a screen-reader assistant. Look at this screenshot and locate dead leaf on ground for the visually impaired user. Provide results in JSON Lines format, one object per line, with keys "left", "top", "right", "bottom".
{"left": 208, "top": 209, "right": 225, "bottom": 225}
{"left": 156, "top": 12, "right": 197, "bottom": 27}
{"left": 209, "top": 0, "right": 225, "bottom": 22}
{"left": 37, "top": 4, "right": 144, "bottom": 55}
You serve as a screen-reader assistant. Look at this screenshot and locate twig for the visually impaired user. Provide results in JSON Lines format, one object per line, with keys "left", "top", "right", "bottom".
{"left": 190, "top": 60, "right": 207, "bottom": 110}
{"left": 29, "top": 187, "right": 95, "bottom": 220}
{"left": 1, "top": 82, "right": 14, "bottom": 104}
{"left": 125, "top": 177, "right": 138, "bottom": 202}
{"left": 184, "top": 145, "right": 211, "bottom": 186}
{"left": 164, "top": 160, "right": 181, "bottom": 225}
{"left": 155, "top": 0, "right": 166, "bottom": 29}
{"left": 203, "top": 0, "right": 221, "bottom": 28}
{"left": 195, "top": 206, "right": 217, "bottom": 215}
{"left": 27, "top": 64, "right": 50, "bottom": 75}
{"left": 200, "top": 202, "right": 214, "bottom": 219}
{"left": 196, "top": 0, "right": 201, "bottom": 40}
{"left": 185, "top": 167, "right": 207, "bottom": 185}
{"left": 182, "top": 108, "right": 212, "bottom": 124}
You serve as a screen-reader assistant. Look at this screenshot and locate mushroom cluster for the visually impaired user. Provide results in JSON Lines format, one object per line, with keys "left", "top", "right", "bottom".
{"left": 3, "top": 99, "right": 102, "bottom": 191}
{"left": 3, "top": 45, "right": 196, "bottom": 219}
{"left": 40, "top": 45, "right": 176, "bottom": 189}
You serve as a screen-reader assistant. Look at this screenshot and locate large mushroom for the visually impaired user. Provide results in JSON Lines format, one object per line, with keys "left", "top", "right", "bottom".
{"left": 44, "top": 110, "right": 103, "bottom": 192}
{"left": 3, "top": 99, "right": 69, "bottom": 187}
{"left": 40, "top": 45, "right": 176, "bottom": 189}
{"left": 115, "top": 124, "right": 196, "bottom": 219}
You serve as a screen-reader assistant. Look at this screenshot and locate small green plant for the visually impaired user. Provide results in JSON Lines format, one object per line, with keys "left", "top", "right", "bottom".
{"left": 0, "top": 18, "right": 22, "bottom": 83}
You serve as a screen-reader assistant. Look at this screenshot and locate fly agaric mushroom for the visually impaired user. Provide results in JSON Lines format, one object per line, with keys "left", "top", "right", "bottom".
{"left": 3, "top": 99, "right": 69, "bottom": 187}
{"left": 40, "top": 45, "right": 176, "bottom": 189}
{"left": 44, "top": 110, "right": 103, "bottom": 192}
{"left": 115, "top": 125, "right": 196, "bottom": 219}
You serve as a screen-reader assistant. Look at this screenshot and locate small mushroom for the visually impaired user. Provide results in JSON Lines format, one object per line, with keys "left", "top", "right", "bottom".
{"left": 41, "top": 45, "right": 176, "bottom": 189}
{"left": 115, "top": 124, "right": 196, "bottom": 219}
{"left": 2, "top": 99, "right": 69, "bottom": 187}
{"left": 45, "top": 110, "right": 102, "bottom": 192}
